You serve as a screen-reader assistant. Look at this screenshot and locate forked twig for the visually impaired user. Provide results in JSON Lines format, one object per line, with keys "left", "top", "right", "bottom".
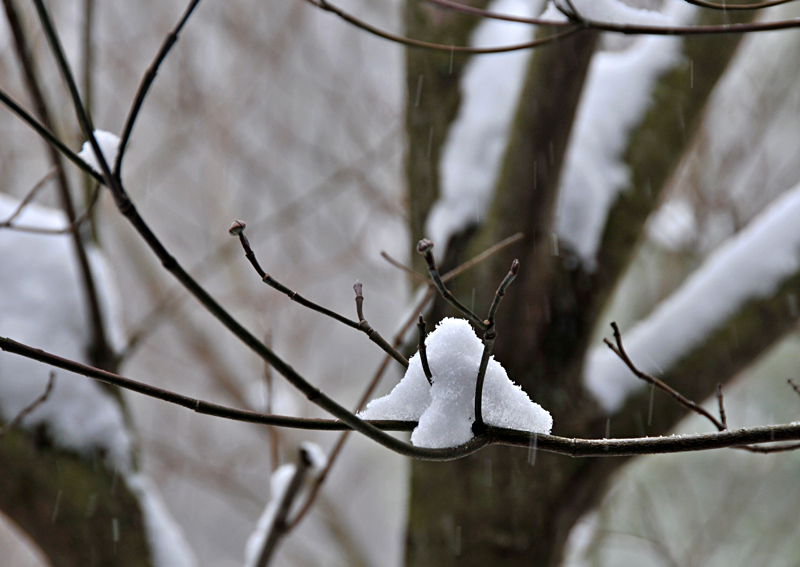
{"left": 605, "top": 322, "right": 800, "bottom": 453}
{"left": 417, "top": 238, "right": 487, "bottom": 330}
{"left": 0, "top": 372, "right": 56, "bottom": 439}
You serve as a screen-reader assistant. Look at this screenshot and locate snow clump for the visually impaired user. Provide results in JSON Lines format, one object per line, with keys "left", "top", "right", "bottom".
{"left": 77, "top": 129, "right": 121, "bottom": 172}
{"left": 359, "top": 318, "right": 552, "bottom": 448}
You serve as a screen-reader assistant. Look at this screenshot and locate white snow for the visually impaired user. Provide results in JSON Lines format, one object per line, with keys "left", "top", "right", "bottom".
{"left": 126, "top": 474, "right": 197, "bottom": 567}
{"left": 646, "top": 197, "right": 698, "bottom": 252}
{"left": 585, "top": 182, "right": 800, "bottom": 412}
{"left": 359, "top": 318, "right": 552, "bottom": 448}
{"left": 0, "top": 193, "right": 196, "bottom": 567}
{"left": 0, "top": 193, "right": 132, "bottom": 470}
{"left": 300, "top": 441, "right": 328, "bottom": 471}
{"left": 548, "top": 0, "right": 674, "bottom": 26}
{"left": 555, "top": 1, "right": 697, "bottom": 269}
{"left": 425, "top": 0, "right": 542, "bottom": 248}
{"left": 77, "top": 129, "right": 120, "bottom": 173}
{"left": 243, "top": 463, "right": 296, "bottom": 567}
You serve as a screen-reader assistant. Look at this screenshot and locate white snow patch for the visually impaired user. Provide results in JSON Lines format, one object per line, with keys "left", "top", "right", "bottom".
{"left": 549, "top": 0, "right": 674, "bottom": 26}
{"left": 77, "top": 129, "right": 120, "bottom": 173}
{"left": 0, "top": 193, "right": 196, "bottom": 567}
{"left": 0, "top": 193, "right": 132, "bottom": 470}
{"left": 300, "top": 441, "right": 328, "bottom": 471}
{"left": 359, "top": 318, "right": 552, "bottom": 448}
{"left": 126, "top": 474, "right": 197, "bottom": 567}
{"left": 647, "top": 197, "right": 698, "bottom": 252}
{"left": 585, "top": 183, "right": 800, "bottom": 411}
{"left": 425, "top": 0, "right": 542, "bottom": 248}
{"left": 555, "top": 1, "right": 697, "bottom": 269}
{"left": 244, "top": 464, "right": 296, "bottom": 567}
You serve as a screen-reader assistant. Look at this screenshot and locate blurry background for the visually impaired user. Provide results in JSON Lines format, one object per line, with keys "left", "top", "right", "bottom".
{"left": 1, "top": 0, "right": 800, "bottom": 565}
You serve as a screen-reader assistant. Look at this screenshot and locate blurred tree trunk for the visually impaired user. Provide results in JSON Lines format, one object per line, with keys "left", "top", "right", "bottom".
{"left": 404, "top": 4, "right": 765, "bottom": 566}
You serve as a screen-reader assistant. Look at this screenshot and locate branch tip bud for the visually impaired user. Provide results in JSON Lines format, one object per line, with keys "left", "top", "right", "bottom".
{"left": 510, "top": 259, "right": 520, "bottom": 274}
{"left": 228, "top": 220, "right": 246, "bottom": 236}
{"left": 416, "top": 238, "right": 434, "bottom": 254}
{"left": 353, "top": 281, "right": 363, "bottom": 296}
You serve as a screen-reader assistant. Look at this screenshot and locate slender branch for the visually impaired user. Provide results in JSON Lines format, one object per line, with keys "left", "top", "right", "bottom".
{"left": 605, "top": 323, "right": 800, "bottom": 453}
{"left": 229, "top": 220, "right": 359, "bottom": 330}
{"left": 286, "top": 287, "right": 432, "bottom": 531}
{"left": 474, "top": 260, "right": 518, "bottom": 433}
{"left": 7, "top": 0, "right": 112, "bottom": 368}
{"left": 486, "top": 259, "right": 519, "bottom": 327}
{"left": 604, "top": 322, "right": 726, "bottom": 430}
{"left": 441, "top": 232, "right": 524, "bottom": 283}
{"left": 0, "top": 372, "right": 55, "bottom": 439}
{"left": 0, "top": 88, "right": 101, "bottom": 181}
{"left": 417, "top": 238, "right": 487, "bottom": 330}
{"left": 380, "top": 251, "right": 428, "bottom": 284}
{"left": 114, "top": 0, "right": 202, "bottom": 179}
{"left": 417, "top": 315, "right": 433, "bottom": 385}
{"left": 0, "top": 166, "right": 57, "bottom": 227}
{"left": 353, "top": 282, "right": 409, "bottom": 368}
{"left": 3, "top": 335, "right": 800, "bottom": 457}
{"left": 716, "top": 384, "right": 727, "bottom": 430}
{"left": 788, "top": 378, "right": 800, "bottom": 398}
{"left": 683, "top": 0, "right": 796, "bottom": 10}
{"left": 253, "top": 448, "right": 313, "bottom": 567}
{"left": 425, "top": 0, "right": 800, "bottom": 35}
{"left": 306, "top": 0, "right": 582, "bottom": 54}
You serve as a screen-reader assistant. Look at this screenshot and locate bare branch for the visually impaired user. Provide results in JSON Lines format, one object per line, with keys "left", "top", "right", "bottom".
{"left": 252, "top": 448, "right": 314, "bottom": 567}
{"left": 353, "top": 282, "right": 409, "bottom": 368}
{"left": 417, "top": 315, "right": 433, "bottom": 386}
{"left": 417, "top": 238, "right": 487, "bottom": 330}
{"left": 0, "top": 372, "right": 55, "bottom": 440}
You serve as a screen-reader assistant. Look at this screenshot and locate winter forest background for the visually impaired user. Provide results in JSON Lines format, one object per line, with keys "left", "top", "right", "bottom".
{"left": 2, "top": 0, "right": 800, "bottom": 566}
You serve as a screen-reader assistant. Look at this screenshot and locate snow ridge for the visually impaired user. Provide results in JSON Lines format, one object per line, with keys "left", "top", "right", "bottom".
{"left": 585, "top": 182, "right": 800, "bottom": 411}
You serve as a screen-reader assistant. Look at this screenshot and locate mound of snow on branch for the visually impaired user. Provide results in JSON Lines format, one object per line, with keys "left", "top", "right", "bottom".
{"left": 359, "top": 318, "right": 552, "bottom": 448}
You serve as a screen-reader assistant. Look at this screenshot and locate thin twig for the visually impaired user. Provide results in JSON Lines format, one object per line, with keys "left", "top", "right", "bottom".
{"left": 380, "top": 251, "right": 428, "bottom": 284}
{"left": 114, "top": 0, "right": 202, "bottom": 179}
{"left": 441, "top": 232, "right": 524, "bottom": 283}
{"left": 253, "top": 447, "right": 314, "bottom": 567}
{"left": 286, "top": 287, "right": 432, "bottom": 530}
{"left": 474, "top": 260, "right": 518, "bottom": 433}
{"left": 353, "top": 282, "right": 409, "bottom": 368}
{"left": 8, "top": 0, "right": 112, "bottom": 368}
{"left": 0, "top": 166, "right": 57, "bottom": 227}
{"left": 716, "top": 384, "right": 727, "bottom": 430}
{"left": 417, "top": 315, "right": 433, "bottom": 385}
{"left": 683, "top": 0, "right": 796, "bottom": 10}
{"left": 788, "top": 378, "right": 800, "bottom": 398}
{"left": 604, "top": 322, "right": 726, "bottom": 431}
{"left": 604, "top": 323, "right": 800, "bottom": 453}
{"left": 307, "top": 0, "right": 582, "bottom": 54}
{"left": 0, "top": 372, "right": 56, "bottom": 439}
{"left": 417, "top": 238, "right": 487, "bottom": 330}
{"left": 229, "top": 221, "right": 359, "bottom": 329}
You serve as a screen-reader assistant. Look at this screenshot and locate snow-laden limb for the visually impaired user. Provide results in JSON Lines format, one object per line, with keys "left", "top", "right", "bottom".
{"left": 244, "top": 464, "right": 297, "bottom": 567}
{"left": 425, "top": 0, "right": 541, "bottom": 248}
{"left": 585, "top": 183, "right": 800, "bottom": 412}
{"left": 548, "top": 0, "right": 674, "bottom": 26}
{"left": 360, "top": 318, "right": 552, "bottom": 448}
{"left": 646, "top": 197, "right": 698, "bottom": 252}
{"left": 555, "top": 1, "right": 696, "bottom": 269}
{"left": 77, "top": 129, "right": 120, "bottom": 173}
{"left": 126, "top": 474, "right": 196, "bottom": 567}
{"left": 0, "top": 193, "right": 196, "bottom": 567}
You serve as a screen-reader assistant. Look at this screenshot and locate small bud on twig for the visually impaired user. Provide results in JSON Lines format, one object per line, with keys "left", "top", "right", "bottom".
{"left": 353, "top": 281, "right": 363, "bottom": 297}
{"left": 228, "top": 219, "right": 246, "bottom": 236}
{"left": 416, "top": 238, "right": 434, "bottom": 255}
